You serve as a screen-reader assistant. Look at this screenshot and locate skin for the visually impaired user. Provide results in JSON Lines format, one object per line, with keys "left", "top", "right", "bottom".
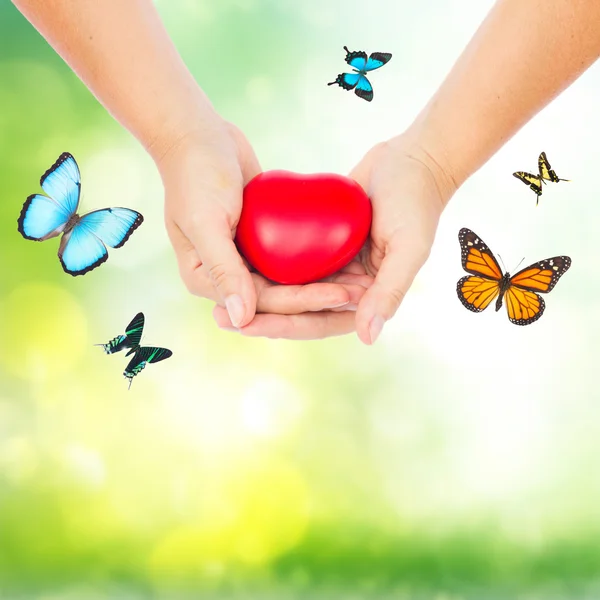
{"left": 13, "top": 0, "right": 600, "bottom": 345}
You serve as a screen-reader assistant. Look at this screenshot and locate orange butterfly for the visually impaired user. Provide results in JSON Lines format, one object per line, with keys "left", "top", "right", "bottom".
{"left": 457, "top": 228, "right": 571, "bottom": 325}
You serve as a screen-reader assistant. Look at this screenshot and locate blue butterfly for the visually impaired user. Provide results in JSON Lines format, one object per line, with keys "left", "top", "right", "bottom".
{"left": 18, "top": 152, "right": 144, "bottom": 276}
{"left": 328, "top": 46, "right": 392, "bottom": 102}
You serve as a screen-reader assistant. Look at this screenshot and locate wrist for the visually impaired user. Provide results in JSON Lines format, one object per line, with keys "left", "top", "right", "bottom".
{"left": 386, "top": 130, "right": 460, "bottom": 208}
{"left": 143, "top": 91, "right": 223, "bottom": 167}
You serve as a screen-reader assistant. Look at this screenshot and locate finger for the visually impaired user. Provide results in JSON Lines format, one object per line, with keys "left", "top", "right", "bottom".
{"left": 327, "top": 283, "right": 371, "bottom": 312}
{"left": 165, "top": 219, "right": 221, "bottom": 301}
{"left": 213, "top": 306, "right": 357, "bottom": 340}
{"left": 254, "top": 282, "right": 350, "bottom": 314}
{"left": 355, "top": 235, "right": 431, "bottom": 345}
{"left": 187, "top": 208, "right": 257, "bottom": 328}
{"left": 255, "top": 279, "right": 374, "bottom": 315}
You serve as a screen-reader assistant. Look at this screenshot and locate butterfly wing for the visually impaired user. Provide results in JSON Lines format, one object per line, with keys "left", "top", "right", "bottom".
{"left": 124, "top": 346, "right": 173, "bottom": 389}
{"left": 509, "top": 256, "right": 572, "bottom": 293}
{"left": 503, "top": 256, "right": 571, "bottom": 325}
{"left": 18, "top": 152, "right": 81, "bottom": 241}
{"left": 538, "top": 151, "right": 569, "bottom": 183}
{"left": 354, "top": 74, "right": 374, "bottom": 102}
{"left": 513, "top": 171, "right": 543, "bottom": 199}
{"left": 58, "top": 207, "right": 144, "bottom": 276}
{"left": 504, "top": 287, "right": 545, "bottom": 326}
{"left": 77, "top": 208, "right": 144, "bottom": 249}
{"left": 99, "top": 334, "right": 128, "bottom": 355}
{"left": 327, "top": 72, "right": 361, "bottom": 91}
{"left": 58, "top": 221, "right": 108, "bottom": 276}
{"left": 457, "top": 229, "right": 503, "bottom": 314}
{"left": 40, "top": 152, "right": 81, "bottom": 215}
{"left": 343, "top": 47, "right": 368, "bottom": 71}
{"left": 364, "top": 52, "right": 392, "bottom": 71}
{"left": 18, "top": 194, "right": 72, "bottom": 241}
{"left": 124, "top": 312, "right": 145, "bottom": 350}
{"left": 458, "top": 228, "right": 504, "bottom": 280}
{"left": 457, "top": 276, "right": 500, "bottom": 313}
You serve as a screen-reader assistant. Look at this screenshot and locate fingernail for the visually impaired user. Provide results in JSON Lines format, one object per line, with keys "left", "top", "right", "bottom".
{"left": 225, "top": 294, "right": 245, "bottom": 327}
{"left": 345, "top": 303, "right": 358, "bottom": 312}
{"left": 219, "top": 326, "right": 240, "bottom": 333}
{"left": 369, "top": 316, "right": 385, "bottom": 345}
{"left": 324, "top": 300, "right": 350, "bottom": 309}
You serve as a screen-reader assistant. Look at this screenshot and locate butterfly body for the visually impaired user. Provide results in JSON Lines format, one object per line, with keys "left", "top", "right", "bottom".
{"left": 328, "top": 46, "right": 392, "bottom": 102}
{"left": 18, "top": 152, "right": 144, "bottom": 276}
{"left": 456, "top": 228, "right": 570, "bottom": 325}
{"left": 513, "top": 152, "right": 569, "bottom": 205}
{"left": 494, "top": 272, "right": 515, "bottom": 312}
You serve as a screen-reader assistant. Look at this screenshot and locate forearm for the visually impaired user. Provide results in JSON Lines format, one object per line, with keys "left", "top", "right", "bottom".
{"left": 12, "top": 0, "right": 215, "bottom": 161}
{"left": 408, "top": 0, "right": 600, "bottom": 189}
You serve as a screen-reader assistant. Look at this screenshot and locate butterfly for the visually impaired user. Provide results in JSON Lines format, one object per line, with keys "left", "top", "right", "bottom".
{"left": 96, "top": 312, "right": 145, "bottom": 355}
{"left": 97, "top": 312, "right": 172, "bottom": 389}
{"left": 513, "top": 151, "right": 570, "bottom": 205}
{"left": 18, "top": 152, "right": 144, "bottom": 276}
{"left": 327, "top": 46, "right": 392, "bottom": 102}
{"left": 456, "top": 228, "right": 571, "bottom": 326}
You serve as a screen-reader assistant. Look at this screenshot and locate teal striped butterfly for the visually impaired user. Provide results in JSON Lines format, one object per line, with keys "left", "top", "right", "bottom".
{"left": 97, "top": 312, "right": 172, "bottom": 389}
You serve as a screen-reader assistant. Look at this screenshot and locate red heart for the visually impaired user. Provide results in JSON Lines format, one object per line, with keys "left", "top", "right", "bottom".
{"left": 235, "top": 171, "right": 372, "bottom": 285}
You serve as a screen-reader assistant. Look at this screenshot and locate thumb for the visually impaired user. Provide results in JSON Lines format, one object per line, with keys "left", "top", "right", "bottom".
{"left": 189, "top": 209, "right": 257, "bottom": 328}
{"left": 355, "top": 235, "right": 432, "bottom": 345}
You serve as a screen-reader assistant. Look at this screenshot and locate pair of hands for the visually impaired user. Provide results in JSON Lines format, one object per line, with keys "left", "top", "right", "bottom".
{"left": 156, "top": 114, "right": 457, "bottom": 344}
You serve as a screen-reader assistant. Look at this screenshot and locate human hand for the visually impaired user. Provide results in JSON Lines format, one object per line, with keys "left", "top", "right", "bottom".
{"left": 348, "top": 135, "right": 458, "bottom": 345}
{"left": 156, "top": 114, "right": 373, "bottom": 329}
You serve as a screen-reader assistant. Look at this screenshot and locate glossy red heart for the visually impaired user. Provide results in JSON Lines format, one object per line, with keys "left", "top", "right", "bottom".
{"left": 235, "top": 170, "right": 372, "bottom": 285}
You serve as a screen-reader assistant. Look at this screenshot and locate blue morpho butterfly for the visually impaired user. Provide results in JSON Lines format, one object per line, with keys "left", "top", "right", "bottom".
{"left": 327, "top": 46, "right": 392, "bottom": 102}
{"left": 18, "top": 152, "right": 144, "bottom": 276}
{"left": 97, "top": 312, "right": 173, "bottom": 389}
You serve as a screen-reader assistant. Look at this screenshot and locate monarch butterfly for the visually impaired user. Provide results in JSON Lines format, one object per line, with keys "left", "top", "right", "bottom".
{"left": 327, "top": 46, "right": 392, "bottom": 102}
{"left": 513, "top": 151, "right": 570, "bottom": 205}
{"left": 456, "top": 228, "right": 571, "bottom": 326}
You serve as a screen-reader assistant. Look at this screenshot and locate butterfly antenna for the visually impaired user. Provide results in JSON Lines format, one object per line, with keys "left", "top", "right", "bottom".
{"left": 497, "top": 253, "right": 508, "bottom": 273}
{"left": 512, "top": 257, "right": 526, "bottom": 273}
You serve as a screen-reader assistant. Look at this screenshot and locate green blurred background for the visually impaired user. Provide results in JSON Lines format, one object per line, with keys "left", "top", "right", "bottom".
{"left": 2, "top": 1, "right": 600, "bottom": 598}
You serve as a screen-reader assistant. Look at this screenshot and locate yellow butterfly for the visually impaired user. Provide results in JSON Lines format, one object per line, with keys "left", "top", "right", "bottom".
{"left": 513, "top": 151, "right": 570, "bottom": 206}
